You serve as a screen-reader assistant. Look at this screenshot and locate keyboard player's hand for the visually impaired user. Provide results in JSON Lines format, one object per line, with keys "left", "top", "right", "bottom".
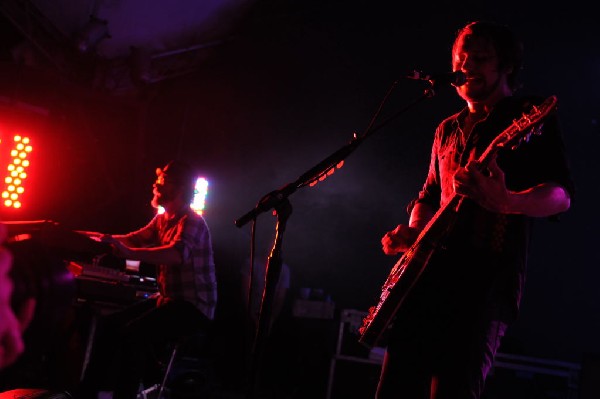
{"left": 81, "top": 231, "right": 104, "bottom": 242}
{"left": 100, "top": 234, "right": 133, "bottom": 259}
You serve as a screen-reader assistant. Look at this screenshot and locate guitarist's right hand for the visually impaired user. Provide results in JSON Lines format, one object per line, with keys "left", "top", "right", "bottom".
{"left": 381, "top": 224, "right": 419, "bottom": 255}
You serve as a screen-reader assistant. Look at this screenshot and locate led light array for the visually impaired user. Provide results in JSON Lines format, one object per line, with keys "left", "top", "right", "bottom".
{"left": 1, "top": 135, "right": 33, "bottom": 209}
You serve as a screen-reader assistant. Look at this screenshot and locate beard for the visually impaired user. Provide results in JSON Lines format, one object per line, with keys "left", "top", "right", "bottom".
{"left": 151, "top": 190, "right": 175, "bottom": 209}
{"left": 151, "top": 195, "right": 160, "bottom": 209}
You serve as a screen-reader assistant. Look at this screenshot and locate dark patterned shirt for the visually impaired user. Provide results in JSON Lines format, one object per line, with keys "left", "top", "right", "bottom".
{"left": 408, "top": 95, "right": 574, "bottom": 321}
{"left": 121, "top": 209, "right": 217, "bottom": 320}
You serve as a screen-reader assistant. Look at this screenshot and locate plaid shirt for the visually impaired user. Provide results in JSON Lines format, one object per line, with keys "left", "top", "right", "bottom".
{"left": 121, "top": 209, "right": 217, "bottom": 320}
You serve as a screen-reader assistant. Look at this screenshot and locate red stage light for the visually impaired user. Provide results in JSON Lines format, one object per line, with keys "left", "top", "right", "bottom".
{"left": 1, "top": 134, "right": 33, "bottom": 210}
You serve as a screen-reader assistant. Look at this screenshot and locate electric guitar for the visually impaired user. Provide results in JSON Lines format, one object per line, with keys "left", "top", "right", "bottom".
{"left": 358, "top": 95, "right": 558, "bottom": 348}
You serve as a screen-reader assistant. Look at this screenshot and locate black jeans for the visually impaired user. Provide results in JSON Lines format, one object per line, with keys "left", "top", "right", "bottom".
{"left": 376, "top": 311, "right": 507, "bottom": 399}
{"left": 78, "top": 298, "right": 210, "bottom": 399}
{"left": 374, "top": 250, "right": 510, "bottom": 399}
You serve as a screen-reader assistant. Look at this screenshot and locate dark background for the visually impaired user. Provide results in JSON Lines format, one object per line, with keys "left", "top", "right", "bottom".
{"left": 1, "top": 0, "right": 598, "bottom": 376}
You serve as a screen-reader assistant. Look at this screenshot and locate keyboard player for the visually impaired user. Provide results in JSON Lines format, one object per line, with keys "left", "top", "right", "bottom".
{"left": 76, "top": 159, "right": 217, "bottom": 399}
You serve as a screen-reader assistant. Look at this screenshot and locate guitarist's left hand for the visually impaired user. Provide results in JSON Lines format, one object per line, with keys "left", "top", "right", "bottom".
{"left": 453, "top": 155, "right": 511, "bottom": 213}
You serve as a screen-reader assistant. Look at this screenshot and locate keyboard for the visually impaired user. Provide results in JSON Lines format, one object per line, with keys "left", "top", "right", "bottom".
{"left": 78, "top": 263, "right": 131, "bottom": 282}
{"left": 69, "top": 261, "right": 158, "bottom": 306}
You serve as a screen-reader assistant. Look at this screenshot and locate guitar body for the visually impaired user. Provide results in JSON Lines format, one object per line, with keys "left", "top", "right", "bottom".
{"left": 359, "top": 195, "right": 462, "bottom": 347}
{"left": 359, "top": 95, "right": 558, "bottom": 348}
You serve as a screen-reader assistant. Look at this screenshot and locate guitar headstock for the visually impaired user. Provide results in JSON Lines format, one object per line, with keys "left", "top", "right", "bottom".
{"left": 482, "top": 95, "right": 557, "bottom": 160}
{"left": 510, "top": 122, "right": 544, "bottom": 150}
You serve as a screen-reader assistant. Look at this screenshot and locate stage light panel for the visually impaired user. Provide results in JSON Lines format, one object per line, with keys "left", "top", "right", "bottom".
{"left": 1, "top": 134, "right": 33, "bottom": 210}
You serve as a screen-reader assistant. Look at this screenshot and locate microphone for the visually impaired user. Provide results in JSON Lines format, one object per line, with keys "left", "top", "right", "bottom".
{"left": 406, "top": 70, "right": 466, "bottom": 87}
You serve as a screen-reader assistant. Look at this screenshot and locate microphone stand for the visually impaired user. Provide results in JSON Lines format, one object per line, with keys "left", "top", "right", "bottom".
{"left": 245, "top": 197, "right": 291, "bottom": 399}
{"left": 235, "top": 79, "right": 444, "bottom": 399}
